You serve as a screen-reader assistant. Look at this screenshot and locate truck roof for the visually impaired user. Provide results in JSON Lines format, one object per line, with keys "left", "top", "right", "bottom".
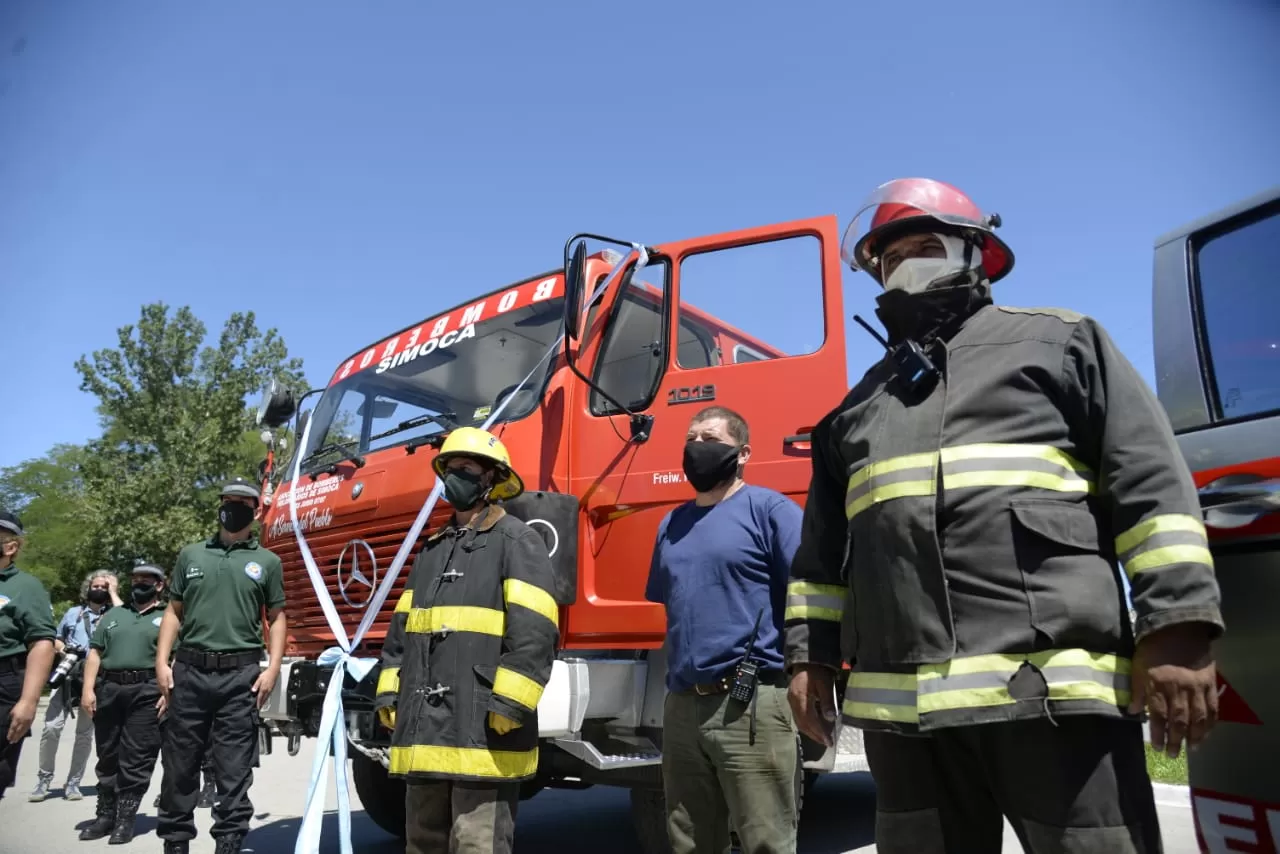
{"left": 1153, "top": 185, "right": 1280, "bottom": 248}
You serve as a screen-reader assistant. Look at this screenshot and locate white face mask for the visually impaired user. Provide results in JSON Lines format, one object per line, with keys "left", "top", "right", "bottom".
{"left": 883, "top": 234, "right": 973, "bottom": 294}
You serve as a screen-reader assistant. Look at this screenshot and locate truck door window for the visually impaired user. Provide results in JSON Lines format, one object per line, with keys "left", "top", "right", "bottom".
{"left": 1195, "top": 205, "right": 1280, "bottom": 421}
{"left": 590, "top": 258, "right": 672, "bottom": 415}
{"left": 676, "top": 235, "right": 825, "bottom": 366}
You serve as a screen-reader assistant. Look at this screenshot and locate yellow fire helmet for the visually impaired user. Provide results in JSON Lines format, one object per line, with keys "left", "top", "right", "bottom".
{"left": 431, "top": 426, "right": 525, "bottom": 502}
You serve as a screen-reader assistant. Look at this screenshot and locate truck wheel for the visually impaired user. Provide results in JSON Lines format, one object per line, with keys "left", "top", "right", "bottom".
{"left": 630, "top": 787, "right": 671, "bottom": 854}
{"left": 351, "top": 752, "right": 406, "bottom": 840}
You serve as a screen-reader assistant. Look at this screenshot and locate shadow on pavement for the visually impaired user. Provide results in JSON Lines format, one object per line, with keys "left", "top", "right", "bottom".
{"left": 240, "top": 771, "right": 877, "bottom": 854}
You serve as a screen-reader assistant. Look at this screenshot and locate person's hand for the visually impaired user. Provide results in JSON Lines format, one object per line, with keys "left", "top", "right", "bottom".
{"left": 1129, "top": 622, "right": 1218, "bottom": 759}
{"left": 155, "top": 693, "right": 168, "bottom": 718}
{"left": 82, "top": 691, "right": 97, "bottom": 718}
{"left": 251, "top": 665, "right": 280, "bottom": 709}
{"left": 488, "top": 711, "right": 520, "bottom": 735}
{"left": 377, "top": 706, "right": 396, "bottom": 730}
{"left": 156, "top": 662, "right": 174, "bottom": 703}
{"left": 788, "top": 664, "right": 837, "bottom": 748}
{"left": 6, "top": 697, "right": 36, "bottom": 744}
{"left": 106, "top": 575, "right": 119, "bottom": 597}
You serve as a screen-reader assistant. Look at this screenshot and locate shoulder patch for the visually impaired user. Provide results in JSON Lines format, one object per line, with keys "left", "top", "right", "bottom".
{"left": 244, "top": 561, "right": 263, "bottom": 581}
{"left": 0, "top": 595, "right": 9, "bottom": 610}
{"left": 994, "top": 305, "right": 1084, "bottom": 323}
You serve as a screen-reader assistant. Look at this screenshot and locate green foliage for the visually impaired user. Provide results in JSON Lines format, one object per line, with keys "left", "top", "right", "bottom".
{"left": 0, "top": 302, "right": 307, "bottom": 598}
{"left": 1144, "top": 743, "right": 1189, "bottom": 785}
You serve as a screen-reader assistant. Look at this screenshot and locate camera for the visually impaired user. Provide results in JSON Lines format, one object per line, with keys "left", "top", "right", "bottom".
{"left": 49, "top": 643, "right": 87, "bottom": 689}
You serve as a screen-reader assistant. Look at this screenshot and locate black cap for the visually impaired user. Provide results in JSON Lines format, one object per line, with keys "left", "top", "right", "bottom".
{"left": 220, "top": 478, "right": 262, "bottom": 503}
{"left": 0, "top": 508, "right": 24, "bottom": 537}
{"left": 131, "top": 564, "right": 167, "bottom": 580}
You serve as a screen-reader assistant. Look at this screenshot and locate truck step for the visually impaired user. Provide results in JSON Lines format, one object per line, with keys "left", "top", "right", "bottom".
{"left": 552, "top": 735, "right": 662, "bottom": 770}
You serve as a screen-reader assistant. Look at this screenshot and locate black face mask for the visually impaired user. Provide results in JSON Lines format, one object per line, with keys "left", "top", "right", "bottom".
{"left": 874, "top": 279, "right": 992, "bottom": 345}
{"left": 219, "top": 501, "right": 255, "bottom": 534}
{"left": 444, "top": 470, "right": 487, "bottom": 511}
{"left": 682, "top": 440, "right": 741, "bottom": 493}
{"left": 131, "top": 583, "right": 158, "bottom": 605}
{"left": 87, "top": 588, "right": 110, "bottom": 605}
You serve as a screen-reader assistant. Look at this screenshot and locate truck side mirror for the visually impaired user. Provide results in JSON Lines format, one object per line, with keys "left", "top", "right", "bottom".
{"left": 257, "top": 379, "right": 298, "bottom": 428}
{"left": 563, "top": 239, "right": 587, "bottom": 342}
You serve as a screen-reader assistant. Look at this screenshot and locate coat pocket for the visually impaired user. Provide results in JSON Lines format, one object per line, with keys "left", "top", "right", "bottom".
{"left": 1011, "top": 500, "right": 1124, "bottom": 648}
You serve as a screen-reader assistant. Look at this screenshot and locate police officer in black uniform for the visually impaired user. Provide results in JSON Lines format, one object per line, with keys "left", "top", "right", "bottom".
{"left": 78, "top": 563, "right": 169, "bottom": 843}
{"left": 155, "top": 479, "right": 287, "bottom": 854}
{"left": 0, "top": 508, "right": 57, "bottom": 801}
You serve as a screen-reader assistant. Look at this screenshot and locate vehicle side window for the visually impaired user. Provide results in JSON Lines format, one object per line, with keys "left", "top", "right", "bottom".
{"left": 676, "top": 235, "right": 825, "bottom": 366}
{"left": 590, "top": 259, "right": 671, "bottom": 415}
{"left": 1195, "top": 206, "right": 1280, "bottom": 421}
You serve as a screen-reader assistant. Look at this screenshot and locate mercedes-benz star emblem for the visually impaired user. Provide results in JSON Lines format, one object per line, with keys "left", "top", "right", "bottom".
{"left": 351, "top": 482, "right": 364, "bottom": 499}
{"left": 336, "top": 539, "right": 378, "bottom": 609}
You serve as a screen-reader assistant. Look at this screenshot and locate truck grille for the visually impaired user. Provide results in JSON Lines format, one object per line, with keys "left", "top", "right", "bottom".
{"left": 271, "top": 506, "right": 454, "bottom": 658}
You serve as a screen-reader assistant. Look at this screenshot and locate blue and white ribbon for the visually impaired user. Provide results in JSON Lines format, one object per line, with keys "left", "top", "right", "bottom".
{"left": 291, "top": 245, "right": 646, "bottom": 854}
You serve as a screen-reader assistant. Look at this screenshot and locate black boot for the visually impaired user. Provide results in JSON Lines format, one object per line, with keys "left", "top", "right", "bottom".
{"left": 214, "top": 832, "right": 244, "bottom": 854}
{"left": 153, "top": 792, "right": 161, "bottom": 808}
{"left": 107, "top": 793, "right": 142, "bottom": 844}
{"left": 163, "top": 842, "right": 190, "bottom": 854}
{"left": 79, "top": 787, "right": 117, "bottom": 840}
{"left": 198, "top": 776, "right": 217, "bottom": 809}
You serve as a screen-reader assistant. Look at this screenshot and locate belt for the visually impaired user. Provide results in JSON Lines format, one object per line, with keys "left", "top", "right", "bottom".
{"left": 175, "top": 648, "right": 262, "bottom": 671}
{"left": 0, "top": 654, "right": 26, "bottom": 674}
{"left": 686, "top": 668, "right": 787, "bottom": 696}
{"left": 103, "top": 669, "right": 154, "bottom": 684}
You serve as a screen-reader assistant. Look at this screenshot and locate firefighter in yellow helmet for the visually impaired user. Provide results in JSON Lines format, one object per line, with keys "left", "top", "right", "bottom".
{"left": 375, "top": 427, "right": 559, "bottom": 854}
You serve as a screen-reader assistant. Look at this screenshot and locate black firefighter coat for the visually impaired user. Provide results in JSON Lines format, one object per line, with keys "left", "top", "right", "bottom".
{"left": 375, "top": 505, "right": 559, "bottom": 782}
{"left": 782, "top": 303, "right": 1223, "bottom": 734}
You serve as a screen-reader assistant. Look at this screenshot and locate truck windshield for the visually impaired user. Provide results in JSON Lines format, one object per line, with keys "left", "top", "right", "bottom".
{"left": 298, "top": 276, "right": 564, "bottom": 468}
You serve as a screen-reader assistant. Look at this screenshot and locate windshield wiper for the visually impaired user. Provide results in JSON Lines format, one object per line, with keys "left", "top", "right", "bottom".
{"left": 300, "top": 442, "right": 367, "bottom": 472}
{"left": 368, "top": 412, "right": 457, "bottom": 447}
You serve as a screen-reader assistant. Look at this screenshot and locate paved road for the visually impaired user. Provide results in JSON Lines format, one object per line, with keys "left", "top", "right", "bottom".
{"left": 2, "top": 707, "right": 1201, "bottom": 852}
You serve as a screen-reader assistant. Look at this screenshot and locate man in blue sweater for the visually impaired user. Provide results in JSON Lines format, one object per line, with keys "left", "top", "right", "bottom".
{"left": 645, "top": 405, "right": 804, "bottom": 854}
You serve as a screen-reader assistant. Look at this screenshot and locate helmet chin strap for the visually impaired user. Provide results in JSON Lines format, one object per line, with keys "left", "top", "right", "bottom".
{"left": 882, "top": 234, "right": 982, "bottom": 294}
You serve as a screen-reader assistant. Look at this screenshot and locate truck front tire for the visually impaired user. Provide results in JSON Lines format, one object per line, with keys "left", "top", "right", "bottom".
{"left": 351, "top": 752, "right": 407, "bottom": 840}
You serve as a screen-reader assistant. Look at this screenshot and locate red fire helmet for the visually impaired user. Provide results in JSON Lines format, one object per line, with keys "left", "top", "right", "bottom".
{"left": 841, "top": 178, "right": 1015, "bottom": 284}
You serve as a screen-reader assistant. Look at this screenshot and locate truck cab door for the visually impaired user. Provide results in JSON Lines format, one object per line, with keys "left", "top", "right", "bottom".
{"left": 1151, "top": 186, "right": 1280, "bottom": 851}
{"left": 562, "top": 216, "right": 847, "bottom": 647}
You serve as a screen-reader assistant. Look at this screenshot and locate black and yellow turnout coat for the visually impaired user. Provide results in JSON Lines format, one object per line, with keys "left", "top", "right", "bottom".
{"left": 784, "top": 304, "right": 1224, "bottom": 734}
{"left": 375, "top": 505, "right": 559, "bottom": 782}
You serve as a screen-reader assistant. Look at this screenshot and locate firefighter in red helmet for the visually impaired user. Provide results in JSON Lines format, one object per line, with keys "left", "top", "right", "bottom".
{"left": 784, "top": 178, "right": 1223, "bottom": 852}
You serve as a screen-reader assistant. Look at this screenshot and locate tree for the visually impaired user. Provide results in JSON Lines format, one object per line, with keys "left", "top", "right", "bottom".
{"left": 0, "top": 443, "right": 94, "bottom": 607}
{"left": 73, "top": 303, "right": 306, "bottom": 570}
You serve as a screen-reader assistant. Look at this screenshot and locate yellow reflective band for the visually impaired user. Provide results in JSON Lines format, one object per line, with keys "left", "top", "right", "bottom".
{"left": 394, "top": 589, "right": 414, "bottom": 614}
{"left": 1115, "top": 513, "right": 1207, "bottom": 555}
{"left": 787, "top": 581, "right": 846, "bottom": 598}
{"left": 784, "top": 605, "right": 843, "bottom": 622}
{"left": 404, "top": 606, "right": 505, "bottom": 637}
{"left": 1125, "top": 545, "right": 1215, "bottom": 577}
{"left": 493, "top": 667, "right": 544, "bottom": 710}
{"left": 847, "top": 479, "right": 936, "bottom": 519}
{"left": 848, "top": 452, "right": 939, "bottom": 490}
{"left": 940, "top": 443, "right": 1089, "bottom": 470}
{"left": 376, "top": 666, "right": 400, "bottom": 697}
{"left": 503, "top": 578, "right": 559, "bottom": 628}
{"left": 843, "top": 699, "right": 919, "bottom": 724}
{"left": 784, "top": 580, "right": 846, "bottom": 623}
{"left": 943, "top": 469, "right": 1094, "bottom": 493}
{"left": 388, "top": 743, "right": 538, "bottom": 779}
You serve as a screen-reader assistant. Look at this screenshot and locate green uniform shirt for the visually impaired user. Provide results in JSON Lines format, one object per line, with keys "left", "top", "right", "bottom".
{"left": 171, "top": 534, "right": 286, "bottom": 653}
{"left": 0, "top": 564, "right": 56, "bottom": 660}
{"left": 90, "top": 602, "right": 164, "bottom": 671}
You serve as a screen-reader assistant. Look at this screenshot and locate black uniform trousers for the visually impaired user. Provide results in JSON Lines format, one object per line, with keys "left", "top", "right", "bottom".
{"left": 158, "top": 656, "right": 260, "bottom": 842}
{"left": 0, "top": 659, "right": 27, "bottom": 800}
{"left": 864, "top": 716, "right": 1163, "bottom": 854}
{"left": 93, "top": 670, "right": 164, "bottom": 797}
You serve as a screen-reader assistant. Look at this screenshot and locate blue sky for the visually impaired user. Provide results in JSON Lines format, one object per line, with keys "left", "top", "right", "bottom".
{"left": 2, "top": 0, "right": 1278, "bottom": 470}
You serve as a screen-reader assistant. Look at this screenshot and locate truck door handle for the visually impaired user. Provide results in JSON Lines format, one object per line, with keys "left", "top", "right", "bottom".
{"left": 1198, "top": 475, "right": 1280, "bottom": 529}
{"left": 783, "top": 432, "right": 812, "bottom": 452}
